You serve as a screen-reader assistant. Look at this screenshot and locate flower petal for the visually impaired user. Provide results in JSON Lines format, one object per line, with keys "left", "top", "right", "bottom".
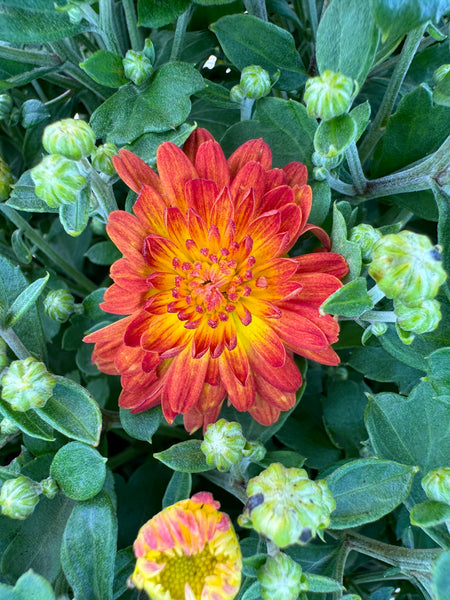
{"left": 157, "top": 142, "right": 199, "bottom": 211}
{"left": 295, "top": 252, "right": 349, "bottom": 278}
{"left": 219, "top": 352, "right": 255, "bottom": 411}
{"left": 162, "top": 346, "right": 210, "bottom": 414}
{"left": 133, "top": 185, "right": 168, "bottom": 235}
{"left": 113, "top": 149, "right": 163, "bottom": 194}
{"left": 282, "top": 161, "right": 308, "bottom": 188}
{"left": 185, "top": 179, "right": 219, "bottom": 226}
{"left": 270, "top": 309, "right": 329, "bottom": 351}
{"left": 183, "top": 127, "right": 215, "bottom": 163}
{"left": 227, "top": 139, "right": 272, "bottom": 179}
{"left": 195, "top": 140, "right": 230, "bottom": 189}
{"left": 107, "top": 211, "right": 146, "bottom": 259}
{"left": 101, "top": 283, "right": 147, "bottom": 315}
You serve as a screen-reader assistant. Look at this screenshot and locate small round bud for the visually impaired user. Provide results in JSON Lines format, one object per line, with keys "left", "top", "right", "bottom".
{"left": 350, "top": 224, "right": 382, "bottom": 263}
{"left": 242, "top": 440, "right": 266, "bottom": 463}
{"left": 68, "top": 5, "right": 83, "bottom": 24}
{"left": 370, "top": 322, "right": 388, "bottom": 337}
{"left": 433, "top": 64, "right": 450, "bottom": 85}
{"left": 240, "top": 463, "right": 335, "bottom": 548}
{"left": 123, "top": 50, "right": 153, "bottom": 86}
{"left": 31, "top": 154, "right": 87, "bottom": 208}
{"left": 44, "top": 289, "right": 75, "bottom": 323}
{"left": 143, "top": 38, "right": 155, "bottom": 64}
{"left": 230, "top": 84, "right": 246, "bottom": 104}
{"left": 394, "top": 298, "right": 442, "bottom": 335}
{"left": 0, "top": 157, "right": 14, "bottom": 201}
{"left": 201, "top": 419, "right": 246, "bottom": 472}
{"left": 313, "top": 166, "right": 328, "bottom": 181}
{"left": 0, "top": 418, "right": 19, "bottom": 436}
{"left": 0, "top": 94, "right": 13, "bottom": 121}
{"left": 91, "top": 142, "right": 117, "bottom": 176}
{"left": 43, "top": 118, "right": 96, "bottom": 160}
{"left": 0, "top": 476, "right": 39, "bottom": 520}
{"left": 257, "top": 553, "right": 307, "bottom": 600}
{"left": 240, "top": 65, "right": 271, "bottom": 100}
{"left": 1, "top": 357, "right": 56, "bottom": 412}
{"left": 369, "top": 232, "right": 447, "bottom": 305}
{"left": 39, "top": 476, "right": 59, "bottom": 499}
{"left": 0, "top": 337, "right": 9, "bottom": 371}
{"left": 312, "top": 150, "right": 343, "bottom": 169}
{"left": 304, "top": 70, "right": 357, "bottom": 121}
{"left": 422, "top": 468, "right": 450, "bottom": 505}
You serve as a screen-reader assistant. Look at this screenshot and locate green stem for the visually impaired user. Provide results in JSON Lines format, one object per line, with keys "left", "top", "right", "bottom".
{"left": 0, "top": 327, "right": 31, "bottom": 360}
{"left": 98, "top": 0, "right": 122, "bottom": 54}
{"left": 327, "top": 175, "right": 357, "bottom": 196}
{"left": 240, "top": 97, "right": 255, "bottom": 121}
{"left": 305, "top": 0, "right": 318, "bottom": 37}
{"left": 367, "top": 284, "right": 385, "bottom": 305}
{"left": 359, "top": 310, "right": 397, "bottom": 323}
{"left": 108, "top": 445, "right": 145, "bottom": 470}
{"left": 0, "top": 205, "right": 96, "bottom": 294}
{"left": 122, "top": 0, "right": 143, "bottom": 51}
{"left": 345, "top": 141, "right": 367, "bottom": 194}
{"left": 170, "top": 7, "right": 193, "bottom": 62}
{"left": 0, "top": 45, "right": 60, "bottom": 67}
{"left": 359, "top": 24, "right": 427, "bottom": 163}
{"left": 80, "top": 159, "right": 118, "bottom": 219}
{"left": 243, "top": 0, "right": 268, "bottom": 20}
{"left": 331, "top": 542, "right": 351, "bottom": 600}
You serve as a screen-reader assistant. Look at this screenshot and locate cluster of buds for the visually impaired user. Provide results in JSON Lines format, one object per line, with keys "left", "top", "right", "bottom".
{"left": 230, "top": 65, "right": 272, "bottom": 103}
{"left": 1, "top": 357, "right": 56, "bottom": 412}
{"left": 350, "top": 223, "right": 382, "bottom": 264}
{"left": 123, "top": 39, "right": 155, "bottom": 86}
{"left": 304, "top": 70, "right": 358, "bottom": 122}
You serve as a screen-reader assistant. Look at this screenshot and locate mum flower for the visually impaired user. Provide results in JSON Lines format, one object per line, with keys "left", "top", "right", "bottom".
{"left": 84, "top": 129, "right": 348, "bottom": 431}
{"left": 130, "top": 492, "right": 242, "bottom": 600}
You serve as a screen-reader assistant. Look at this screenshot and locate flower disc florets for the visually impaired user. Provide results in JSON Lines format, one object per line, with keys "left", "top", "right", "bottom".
{"left": 131, "top": 492, "right": 242, "bottom": 600}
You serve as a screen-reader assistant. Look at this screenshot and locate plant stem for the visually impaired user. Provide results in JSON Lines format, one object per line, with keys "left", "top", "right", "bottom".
{"left": 122, "top": 0, "right": 143, "bottom": 51}
{"left": 243, "top": 0, "right": 268, "bottom": 20}
{"left": 345, "top": 141, "right": 367, "bottom": 194}
{"left": 0, "top": 205, "right": 97, "bottom": 294}
{"left": 80, "top": 159, "right": 118, "bottom": 219}
{"left": 0, "top": 45, "right": 60, "bottom": 67}
{"left": 240, "top": 97, "right": 255, "bottom": 121}
{"left": 359, "top": 310, "right": 397, "bottom": 323}
{"left": 359, "top": 24, "right": 427, "bottom": 163}
{"left": 98, "top": 0, "right": 122, "bottom": 54}
{"left": 367, "top": 284, "right": 385, "bottom": 306}
{"left": 170, "top": 7, "right": 193, "bottom": 62}
{"left": 0, "top": 327, "right": 31, "bottom": 360}
{"left": 304, "top": 0, "right": 318, "bottom": 37}
{"left": 327, "top": 175, "right": 357, "bottom": 196}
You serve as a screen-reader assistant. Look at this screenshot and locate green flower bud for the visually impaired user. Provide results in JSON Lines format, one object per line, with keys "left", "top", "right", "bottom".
{"left": 350, "top": 223, "right": 382, "bottom": 263}
{"left": 143, "top": 38, "right": 155, "bottom": 64}
{"left": 257, "top": 553, "right": 308, "bottom": 600}
{"left": 123, "top": 50, "right": 153, "bottom": 85}
{"left": 433, "top": 64, "right": 450, "bottom": 85}
{"left": 240, "top": 463, "right": 336, "bottom": 548}
{"left": 42, "top": 118, "right": 96, "bottom": 160}
{"left": 39, "top": 476, "right": 59, "bottom": 499}
{"left": 313, "top": 166, "right": 328, "bottom": 181}
{"left": 422, "top": 468, "right": 450, "bottom": 505}
{"left": 240, "top": 65, "right": 271, "bottom": 100}
{"left": 0, "top": 418, "right": 19, "bottom": 436}
{"left": 44, "top": 289, "right": 75, "bottom": 323}
{"left": 31, "top": 154, "right": 87, "bottom": 208}
{"left": 0, "top": 157, "right": 14, "bottom": 201}
{"left": 370, "top": 321, "right": 388, "bottom": 337}
{"left": 369, "top": 232, "right": 447, "bottom": 305}
{"left": 91, "top": 142, "right": 117, "bottom": 176}
{"left": 201, "top": 419, "right": 246, "bottom": 472}
{"left": 395, "top": 324, "right": 416, "bottom": 345}
{"left": 0, "top": 94, "right": 13, "bottom": 121}
{"left": 394, "top": 298, "right": 441, "bottom": 335}
{"left": 0, "top": 476, "right": 39, "bottom": 520}
{"left": 312, "top": 150, "right": 343, "bottom": 170}
{"left": 230, "top": 84, "right": 246, "bottom": 104}
{"left": 243, "top": 440, "right": 266, "bottom": 463}
{"left": 1, "top": 357, "right": 56, "bottom": 412}
{"left": 304, "top": 70, "right": 357, "bottom": 121}
{"left": 0, "top": 337, "right": 9, "bottom": 371}
{"left": 68, "top": 5, "right": 83, "bottom": 24}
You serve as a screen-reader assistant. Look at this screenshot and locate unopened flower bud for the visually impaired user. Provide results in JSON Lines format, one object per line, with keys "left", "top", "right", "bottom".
{"left": 240, "top": 463, "right": 335, "bottom": 548}
{"left": 31, "top": 154, "right": 87, "bottom": 208}
{"left": 0, "top": 94, "right": 13, "bottom": 121}
{"left": 370, "top": 322, "right": 388, "bottom": 337}
{"left": 0, "top": 476, "right": 39, "bottom": 520}
{"left": 422, "top": 468, "right": 450, "bottom": 505}
{"left": 230, "top": 84, "right": 246, "bottom": 104}
{"left": 304, "top": 70, "right": 357, "bottom": 121}
{"left": 0, "top": 418, "right": 19, "bottom": 436}
{"left": 394, "top": 298, "right": 441, "bottom": 335}
{"left": 240, "top": 65, "right": 271, "bottom": 100}
{"left": 1, "top": 357, "right": 56, "bottom": 412}
{"left": 68, "top": 5, "right": 83, "bottom": 24}
{"left": 257, "top": 553, "right": 308, "bottom": 600}
{"left": 313, "top": 166, "right": 328, "bottom": 181}
{"left": 312, "top": 150, "right": 343, "bottom": 170}
{"left": 43, "top": 118, "right": 96, "bottom": 160}
{"left": 350, "top": 224, "right": 382, "bottom": 263}
{"left": 243, "top": 440, "right": 266, "bottom": 463}
{"left": 369, "top": 232, "right": 447, "bottom": 305}
{"left": 123, "top": 50, "right": 153, "bottom": 85}
{"left": 91, "top": 142, "right": 117, "bottom": 176}
{"left": 143, "top": 38, "right": 155, "bottom": 64}
{"left": 0, "top": 157, "right": 14, "bottom": 201}
{"left": 39, "top": 476, "right": 59, "bottom": 499}
{"left": 433, "top": 64, "right": 450, "bottom": 85}
{"left": 0, "top": 337, "right": 9, "bottom": 370}
{"left": 44, "top": 289, "right": 75, "bottom": 323}
{"left": 201, "top": 419, "right": 246, "bottom": 472}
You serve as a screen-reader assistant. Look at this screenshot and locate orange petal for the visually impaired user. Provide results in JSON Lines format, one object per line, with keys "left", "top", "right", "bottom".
{"left": 296, "top": 272, "right": 343, "bottom": 305}
{"left": 247, "top": 210, "right": 281, "bottom": 252}
{"left": 83, "top": 316, "right": 134, "bottom": 374}
{"left": 227, "top": 139, "right": 272, "bottom": 179}
{"left": 265, "top": 168, "right": 287, "bottom": 192}
{"left": 270, "top": 309, "right": 329, "bottom": 351}
{"left": 185, "top": 179, "right": 219, "bottom": 226}
{"left": 107, "top": 211, "right": 146, "bottom": 260}
{"left": 219, "top": 352, "right": 255, "bottom": 411}
{"left": 255, "top": 376, "right": 297, "bottom": 411}
{"left": 140, "top": 313, "right": 190, "bottom": 355}
{"left": 124, "top": 311, "right": 152, "bottom": 347}
{"left": 183, "top": 128, "right": 215, "bottom": 163}
{"left": 156, "top": 142, "right": 198, "bottom": 211}
{"left": 110, "top": 256, "right": 149, "bottom": 292}
{"left": 282, "top": 161, "right": 308, "bottom": 188}
{"left": 219, "top": 342, "right": 249, "bottom": 386}
{"left": 164, "top": 206, "right": 190, "bottom": 249}
{"left": 294, "top": 345, "right": 341, "bottom": 366}
{"left": 293, "top": 184, "right": 312, "bottom": 232}
{"left": 295, "top": 252, "right": 349, "bottom": 279}
{"left": 143, "top": 234, "right": 181, "bottom": 271}
{"left": 248, "top": 350, "right": 302, "bottom": 392}
{"left": 195, "top": 140, "right": 230, "bottom": 189}
{"left": 280, "top": 301, "right": 339, "bottom": 344}
{"left": 113, "top": 149, "right": 163, "bottom": 194}
{"left": 249, "top": 393, "right": 280, "bottom": 426}
{"left": 230, "top": 161, "right": 266, "bottom": 208}
{"left": 300, "top": 223, "right": 331, "bottom": 250}
{"left": 162, "top": 346, "right": 210, "bottom": 414}
{"left": 236, "top": 315, "right": 286, "bottom": 368}
{"left": 133, "top": 185, "right": 168, "bottom": 235}
{"left": 101, "top": 283, "right": 147, "bottom": 315}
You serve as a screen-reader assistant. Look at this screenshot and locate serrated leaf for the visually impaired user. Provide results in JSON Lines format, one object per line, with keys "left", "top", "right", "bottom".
{"left": 330, "top": 203, "right": 362, "bottom": 281}
{"left": 80, "top": 50, "right": 127, "bottom": 88}
{"left": 410, "top": 500, "right": 450, "bottom": 527}
{"left": 126, "top": 123, "right": 196, "bottom": 166}
{"left": 119, "top": 406, "right": 162, "bottom": 443}
{"left": 321, "top": 277, "right": 372, "bottom": 317}
{"left": 0, "top": 398, "right": 55, "bottom": 441}
{"left": 4, "top": 272, "right": 49, "bottom": 328}
{"left": 162, "top": 471, "right": 192, "bottom": 508}
{"left": 155, "top": 440, "right": 211, "bottom": 473}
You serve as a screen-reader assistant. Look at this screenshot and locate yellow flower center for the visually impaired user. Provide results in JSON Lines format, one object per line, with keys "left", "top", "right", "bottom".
{"left": 158, "top": 546, "right": 218, "bottom": 600}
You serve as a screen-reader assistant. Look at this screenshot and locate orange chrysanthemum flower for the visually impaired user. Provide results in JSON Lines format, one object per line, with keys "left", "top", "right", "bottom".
{"left": 131, "top": 492, "right": 242, "bottom": 600}
{"left": 84, "top": 129, "right": 348, "bottom": 431}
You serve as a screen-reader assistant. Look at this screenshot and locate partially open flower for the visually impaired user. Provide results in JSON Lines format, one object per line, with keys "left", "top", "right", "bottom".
{"left": 130, "top": 492, "right": 242, "bottom": 600}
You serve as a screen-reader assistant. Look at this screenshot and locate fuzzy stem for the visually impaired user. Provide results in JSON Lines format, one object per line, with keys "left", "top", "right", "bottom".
{"left": 240, "top": 97, "right": 255, "bottom": 121}
{"left": 345, "top": 141, "right": 367, "bottom": 194}
{"left": 243, "top": 0, "right": 268, "bottom": 20}
{"left": 359, "top": 310, "right": 397, "bottom": 323}
{"left": 327, "top": 175, "right": 357, "bottom": 196}
{"left": 170, "top": 7, "right": 193, "bottom": 62}
{"left": 122, "top": 0, "right": 143, "bottom": 51}
{"left": 98, "top": 0, "right": 122, "bottom": 54}
{"left": 80, "top": 159, "right": 118, "bottom": 219}
{"left": 0, "top": 45, "right": 60, "bottom": 67}
{"left": 367, "top": 284, "right": 385, "bottom": 305}
{"left": 0, "top": 328, "right": 31, "bottom": 360}
{"left": 305, "top": 0, "right": 318, "bottom": 37}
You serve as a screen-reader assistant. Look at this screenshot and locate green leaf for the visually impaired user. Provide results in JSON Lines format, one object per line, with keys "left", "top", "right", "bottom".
{"left": 351, "top": 101, "right": 371, "bottom": 141}
{"left": 330, "top": 203, "right": 362, "bottom": 281}
{"left": 314, "top": 114, "right": 357, "bottom": 158}
{"left": 4, "top": 272, "right": 49, "bottom": 328}
{"left": 162, "top": 470, "right": 192, "bottom": 508}
{"left": 82, "top": 288, "right": 107, "bottom": 320}
{"left": 316, "top": 0, "right": 379, "bottom": 85}
{"left": 119, "top": 406, "right": 162, "bottom": 443}
{"left": 90, "top": 62, "right": 205, "bottom": 145}
{"left": 426, "top": 348, "right": 450, "bottom": 395}
{"left": 0, "top": 0, "right": 90, "bottom": 43}
{"left": 370, "top": 0, "right": 449, "bottom": 42}
{"left": 80, "top": 50, "right": 128, "bottom": 88}
{"left": 59, "top": 188, "right": 90, "bottom": 237}
{"left": 210, "top": 14, "right": 306, "bottom": 90}
{"left": 410, "top": 500, "right": 450, "bottom": 527}
{"left": 61, "top": 492, "right": 117, "bottom": 600}
{"left": 113, "top": 547, "right": 135, "bottom": 600}
{"left": 21, "top": 99, "right": 49, "bottom": 128}
{"left": 138, "top": 0, "right": 190, "bottom": 27}
{"left": 365, "top": 382, "right": 450, "bottom": 474}
{"left": 35, "top": 376, "right": 102, "bottom": 446}
{"left": 85, "top": 241, "right": 122, "bottom": 265}
{"left": 155, "top": 440, "right": 211, "bottom": 473}
{"left": 304, "top": 573, "right": 344, "bottom": 593}
{"left": 6, "top": 171, "right": 58, "bottom": 213}
{"left": 321, "top": 277, "right": 372, "bottom": 317}
{"left": 432, "top": 182, "right": 450, "bottom": 301}
{"left": 309, "top": 180, "right": 331, "bottom": 226}
{"left": 432, "top": 549, "right": 450, "bottom": 600}
{"left": 126, "top": 123, "right": 196, "bottom": 167}
{"left": 12, "top": 571, "right": 55, "bottom": 600}
{"left": 326, "top": 458, "right": 417, "bottom": 529}
{"left": 50, "top": 442, "right": 107, "bottom": 501}
{"left": 0, "top": 398, "right": 54, "bottom": 441}
{"left": 260, "top": 450, "right": 305, "bottom": 469}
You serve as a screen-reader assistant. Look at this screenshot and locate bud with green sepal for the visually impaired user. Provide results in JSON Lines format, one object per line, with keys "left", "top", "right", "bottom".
{"left": 0, "top": 94, "right": 13, "bottom": 121}
{"left": 257, "top": 552, "right": 308, "bottom": 600}
{"left": 1, "top": 357, "right": 56, "bottom": 412}
{"left": 123, "top": 50, "right": 153, "bottom": 85}
{"left": 230, "top": 84, "right": 246, "bottom": 104}
{"left": 0, "top": 475, "right": 40, "bottom": 520}
{"left": 0, "top": 337, "right": 9, "bottom": 370}
{"left": 39, "top": 476, "right": 59, "bottom": 500}
{"left": 350, "top": 223, "right": 382, "bottom": 263}
{"left": 0, "top": 157, "right": 14, "bottom": 201}
{"left": 201, "top": 419, "right": 246, "bottom": 472}
{"left": 433, "top": 64, "right": 450, "bottom": 85}
{"left": 369, "top": 232, "right": 447, "bottom": 306}
{"left": 240, "top": 65, "right": 272, "bottom": 100}
{"left": 143, "top": 38, "right": 155, "bottom": 64}
{"left": 422, "top": 468, "right": 450, "bottom": 505}
{"left": 91, "top": 142, "right": 117, "bottom": 176}
{"left": 31, "top": 154, "right": 87, "bottom": 208}
{"left": 304, "top": 70, "right": 358, "bottom": 121}
{"left": 239, "top": 463, "right": 336, "bottom": 548}
{"left": 313, "top": 166, "right": 328, "bottom": 181}
{"left": 394, "top": 298, "right": 441, "bottom": 335}
{"left": 312, "top": 150, "right": 344, "bottom": 170}
{"left": 0, "top": 418, "right": 19, "bottom": 436}
{"left": 44, "top": 289, "right": 75, "bottom": 323}
{"left": 43, "top": 118, "right": 96, "bottom": 160}
{"left": 242, "top": 440, "right": 266, "bottom": 463}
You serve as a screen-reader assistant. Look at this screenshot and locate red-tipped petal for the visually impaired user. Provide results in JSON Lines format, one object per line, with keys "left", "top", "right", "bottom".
{"left": 247, "top": 210, "right": 281, "bottom": 252}
{"left": 255, "top": 376, "right": 297, "bottom": 411}
{"left": 294, "top": 184, "right": 312, "bottom": 232}
{"left": 110, "top": 257, "right": 149, "bottom": 292}
{"left": 219, "top": 342, "right": 249, "bottom": 386}
{"left": 133, "top": 185, "right": 168, "bottom": 235}
{"left": 219, "top": 353, "right": 255, "bottom": 411}
{"left": 260, "top": 185, "right": 294, "bottom": 212}
{"left": 296, "top": 272, "right": 343, "bottom": 305}
{"left": 185, "top": 179, "right": 219, "bottom": 226}
{"left": 295, "top": 252, "right": 349, "bottom": 279}
{"left": 183, "top": 128, "right": 215, "bottom": 163}
{"left": 295, "top": 345, "right": 341, "bottom": 366}
{"left": 124, "top": 311, "right": 152, "bottom": 347}
{"left": 195, "top": 140, "right": 230, "bottom": 189}
{"left": 249, "top": 394, "right": 280, "bottom": 426}
{"left": 101, "top": 283, "right": 147, "bottom": 315}
{"left": 237, "top": 315, "right": 286, "bottom": 368}
{"left": 282, "top": 161, "right": 308, "bottom": 188}
{"left": 113, "top": 149, "right": 163, "bottom": 194}
{"left": 228, "top": 139, "right": 272, "bottom": 179}
{"left": 162, "top": 346, "right": 210, "bottom": 414}
{"left": 265, "top": 168, "right": 287, "bottom": 193}
{"left": 270, "top": 309, "right": 329, "bottom": 351}
{"left": 143, "top": 234, "right": 181, "bottom": 271}
{"left": 107, "top": 211, "right": 146, "bottom": 259}
{"left": 300, "top": 224, "right": 331, "bottom": 250}
{"left": 140, "top": 313, "right": 190, "bottom": 355}
{"left": 230, "top": 161, "right": 266, "bottom": 208}
{"left": 157, "top": 142, "right": 198, "bottom": 211}
{"left": 248, "top": 350, "right": 302, "bottom": 392}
